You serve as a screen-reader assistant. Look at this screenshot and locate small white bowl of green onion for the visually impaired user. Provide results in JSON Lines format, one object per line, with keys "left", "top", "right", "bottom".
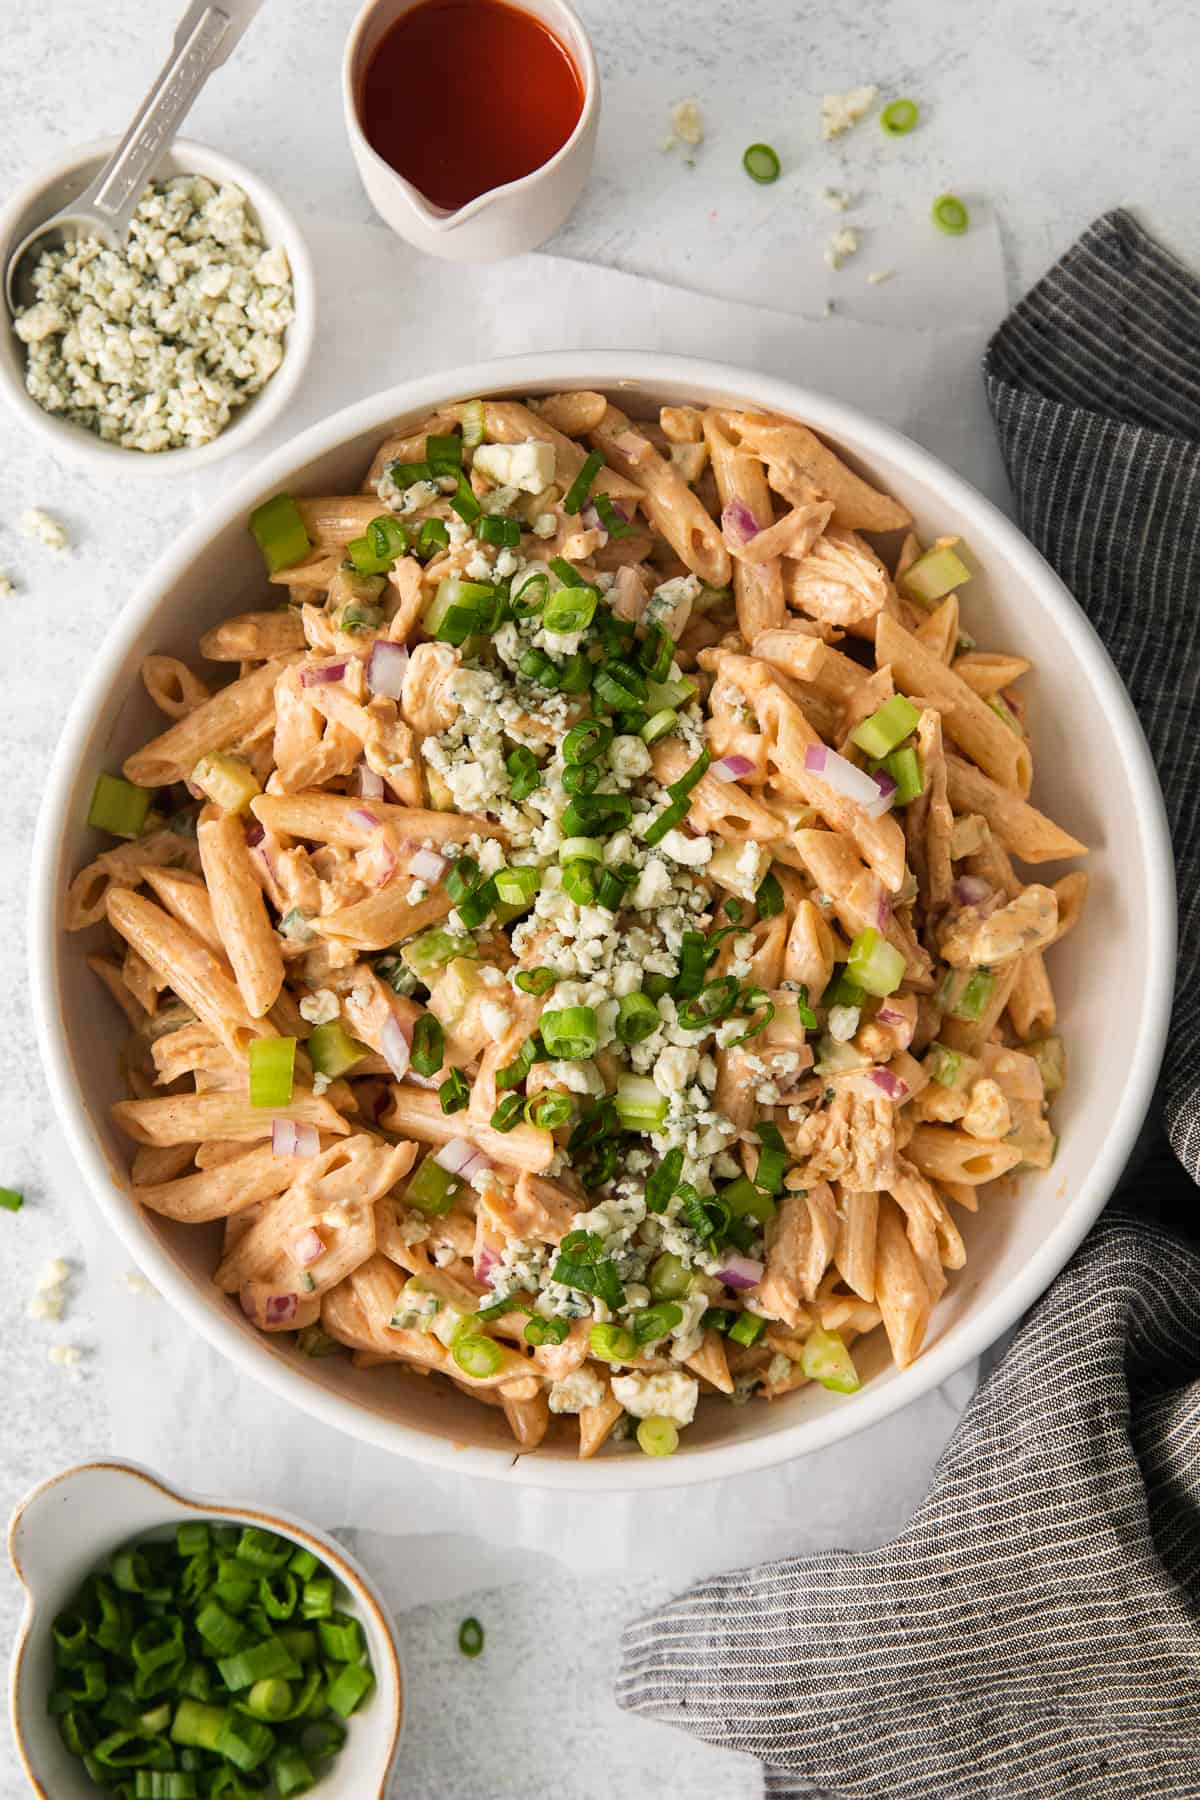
{"left": 8, "top": 1460, "right": 402, "bottom": 1798}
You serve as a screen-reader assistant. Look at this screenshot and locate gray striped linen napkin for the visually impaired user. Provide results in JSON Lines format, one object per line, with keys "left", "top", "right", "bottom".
{"left": 616, "top": 211, "right": 1200, "bottom": 1800}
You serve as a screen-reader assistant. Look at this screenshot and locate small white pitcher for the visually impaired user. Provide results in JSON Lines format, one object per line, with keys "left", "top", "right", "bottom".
{"left": 342, "top": 0, "right": 600, "bottom": 263}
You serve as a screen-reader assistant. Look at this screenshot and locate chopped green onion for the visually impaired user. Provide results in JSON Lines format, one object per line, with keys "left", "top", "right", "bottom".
{"left": 673, "top": 931, "right": 710, "bottom": 998}
{"left": 722, "top": 1174, "right": 777, "bottom": 1225}
{"left": 634, "top": 1301, "right": 684, "bottom": 1345}
{"left": 216, "top": 1638, "right": 300, "bottom": 1692}
{"left": 668, "top": 747, "right": 711, "bottom": 800}
{"left": 723, "top": 987, "right": 775, "bottom": 1046}
{"left": 563, "top": 450, "right": 605, "bottom": 514}
{"left": 411, "top": 1013, "right": 445, "bottom": 1078}
{"left": 325, "top": 1661, "right": 374, "bottom": 1717}
{"left": 560, "top": 834, "right": 604, "bottom": 862}
{"left": 642, "top": 795, "right": 690, "bottom": 846}
{"left": 405, "top": 1155, "right": 461, "bottom": 1216}
{"left": 401, "top": 927, "right": 476, "bottom": 978}
{"left": 899, "top": 541, "right": 972, "bottom": 605}
{"left": 460, "top": 400, "right": 486, "bottom": 449}
{"left": 525, "top": 1091, "right": 572, "bottom": 1130}
{"left": 511, "top": 571, "right": 549, "bottom": 618}
{"left": 458, "top": 1616, "right": 485, "bottom": 1657}
{"left": 389, "top": 460, "right": 431, "bottom": 486}
{"left": 539, "top": 1006, "right": 599, "bottom": 1061}
{"left": 880, "top": 97, "right": 920, "bottom": 135}
{"left": 677, "top": 975, "right": 739, "bottom": 1031}
{"left": 851, "top": 694, "right": 921, "bottom": 760}
{"left": 519, "top": 646, "right": 561, "bottom": 687}
{"left": 272, "top": 1745, "right": 316, "bottom": 1798}
{"left": 88, "top": 773, "right": 153, "bottom": 840}
{"left": 0, "top": 1186, "right": 23, "bottom": 1213}
{"left": 505, "top": 744, "right": 542, "bottom": 802}
{"left": 613, "top": 1072, "right": 668, "bottom": 1133}
{"left": 925, "top": 1042, "right": 965, "bottom": 1087}
{"left": 560, "top": 793, "right": 632, "bottom": 836}
{"left": 307, "top": 1019, "right": 367, "bottom": 1079}
{"left": 645, "top": 1149, "right": 684, "bottom": 1216}
{"left": 884, "top": 745, "right": 924, "bottom": 805}
{"left": 800, "top": 1324, "right": 861, "bottom": 1393}
{"left": 490, "top": 1093, "right": 525, "bottom": 1132}
{"left": 524, "top": 1314, "right": 570, "bottom": 1347}
{"left": 452, "top": 1334, "right": 505, "bottom": 1378}
{"left": 455, "top": 876, "right": 497, "bottom": 930}
{"left": 439, "top": 1069, "right": 470, "bottom": 1114}
{"left": 561, "top": 860, "right": 598, "bottom": 905}
{"left": 563, "top": 759, "right": 600, "bottom": 797}
{"left": 702, "top": 1306, "right": 736, "bottom": 1333}
{"left": 932, "top": 192, "right": 970, "bottom": 235}
{"left": 639, "top": 622, "right": 675, "bottom": 683}
{"left": 426, "top": 433, "right": 464, "bottom": 470}
{"left": 640, "top": 708, "right": 678, "bottom": 744}
{"left": 593, "top": 660, "right": 648, "bottom": 711}
{"left": 824, "top": 969, "right": 866, "bottom": 1010}
{"left": 595, "top": 492, "right": 633, "bottom": 537}
{"left": 562, "top": 718, "right": 611, "bottom": 765}
{"left": 317, "top": 1612, "right": 363, "bottom": 1662}
{"left": 417, "top": 517, "right": 450, "bottom": 559}
{"left": 728, "top": 1311, "right": 766, "bottom": 1347}
{"left": 549, "top": 556, "right": 585, "bottom": 587}
{"left": 794, "top": 983, "right": 819, "bottom": 1030}
{"left": 515, "top": 967, "right": 556, "bottom": 996}
{"left": 553, "top": 1229, "right": 625, "bottom": 1308}
{"left": 494, "top": 865, "right": 540, "bottom": 907}
{"left": 755, "top": 869, "right": 785, "bottom": 918}
{"left": 476, "top": 514, "right": 519, "bottom": 547}
{"left": 558, "top": 651, "right": 592, "bottom": 693}
{"left": 346, "top": 514, "right": 410, "bottom": 575}
{"left": 987, "top": 693, "right": 1024, "bottom": 736}
{"left": 242, "top": 1676, "right": 292, "bottom": 1720}
{"left": 495, "top": 1033, "right": 544, "bottom": 1091}
{"left": 616, "top": 992, "right": 660, "bottom": 1046}
{"left": 589, "top": 1322, "right": 637, "bottom": 1363}
{"left": 450, "top": 471, "right": 481, "bottom": 523}
{"left": 637, "top": 1417, "right": 680, "bottom": 1457}
{"left": 249, "top": 494, "right": 310, "bottom": 574}
{"left": 248, "top": 1037, "right": 296, "bottom": 1109}
{"left": 846, "top": 928, "right": 906, "bottom": 998}
{"left": 743, "top": 142, "right": 781, "bottom": 183}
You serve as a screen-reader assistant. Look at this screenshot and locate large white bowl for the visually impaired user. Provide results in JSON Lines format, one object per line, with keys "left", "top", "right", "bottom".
{"left": 29, "top": 352, "right": 1176, "bottom": 1490}
{"left": 0, "top": 138, "right": 316, "bottom": 476}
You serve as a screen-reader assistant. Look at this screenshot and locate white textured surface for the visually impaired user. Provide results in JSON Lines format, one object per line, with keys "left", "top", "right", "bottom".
{"left": 2, "top": 0, "right": 1198, "bottom": 1794}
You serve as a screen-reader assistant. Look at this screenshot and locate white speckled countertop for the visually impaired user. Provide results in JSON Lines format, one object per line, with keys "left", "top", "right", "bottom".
{"left": 2, "top": 0, "right": 1198, "bottom": 1792}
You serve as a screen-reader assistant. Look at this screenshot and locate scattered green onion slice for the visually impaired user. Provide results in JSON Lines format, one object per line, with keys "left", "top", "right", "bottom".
{"left": 411, "top": 1014, "right": 445, "bottom": 1078}
{"left": 562, "top": 450, "right": 605, "bottom": 515}
{"left": 458, "top": 1617, "right": 485, "bottom": 1657}
{"left": 477, "top": 514, "right": 521, "bottom": 547}
{"left": 506, "top": 745, "right": 542, "bottom": 802}
{"left": 417, "top": 517, "right": 450, "bottom": 559}
{"left": 249, "top": 494, "right": 310, "bottom": 574}
{"left": 743, "top": 142, "right": 781, "bottom": 184}
{"left": 439, "top": 1069, "right": 470, "bottom": 1114}
{"left": 346, "top": 514, "right": 409, "bottom": 575}
{"left": 932, "top": 192, "right": 970, "bottom": 236}
{"left": 524, "top": 1313, "right": 569, "bottom": 1347}
{"left": 515, "top": 967, "right": 556, "bottom": 997}
{"left": 453, "top": 1334, "right": 505, "bottom": 1378}
{"left": 539, "top": 1006, "right": 599, "bottom": 1061}
{"left": 616, "top": 992, "right": 660, "bottom": 1046}
{"left": 880, "top": 97, "right": 920, "bottom": 136}
{"left": 594, "top": 492, "right": 633, "bottom": 538}
{"left": 637, "top": 1417, "right": 680, "bottom": 1457}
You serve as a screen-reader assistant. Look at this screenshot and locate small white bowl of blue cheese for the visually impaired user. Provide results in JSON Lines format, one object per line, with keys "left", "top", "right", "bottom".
{"left": 0, "top": 138, "right": 315, "bottom": 475}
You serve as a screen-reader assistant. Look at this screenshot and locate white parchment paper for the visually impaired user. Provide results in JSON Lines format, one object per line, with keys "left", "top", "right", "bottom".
{"left": 70, "top": 217, "right": 1007, "bottom": 1601}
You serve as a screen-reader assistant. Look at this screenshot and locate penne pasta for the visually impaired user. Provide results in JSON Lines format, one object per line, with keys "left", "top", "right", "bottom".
{"left": 875, "top": 614, "right": 1033, "bottom": 795}
{"left": 124, "top": 654, "right": 303, "bottom": 788}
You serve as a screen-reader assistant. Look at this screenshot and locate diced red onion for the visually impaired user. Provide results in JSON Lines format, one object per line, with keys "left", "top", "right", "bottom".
{"left": 358, "top": 830, "right": 398, "bottom": 890}
{"left": 292, "top": 1228, "right": 326, "bottom": 1268}
{"left": 436, "top": 1137, "right": 493, "bottom": 1180}
{"left": 242, "top": 1286, "right": 298, "bottom": 1326}
{"left": 712, "top": 754, "right": 755, "bottom": 783}
{"left": 716, "top": 1254, "right": 764, "bottom": 1291}
{"left": 875, "top": 890, "right": 893, "bottom": 932}
{"left": 367, "top": 639, "right": 409, "bottom": 699}
{"left": 953, "top": 875, "right": 992, "bottom": 907}
{"left": 474, "top": 1242, "right": 500, "bottom": 1283}
{"left": 721, "top": 498, "right": 760, "bottom": 546}
{"left": 244, "top": 820, "right": 265, "bottom": 847}
{"left": 356, "top": 764, "right": 385, "bottom": 801}
{"left": 271, "top": 1118, "right": 320, "bottom": 1158}
{"left": 868, "top": 1068, "right": 909, "bottom": 1102}
{"left": 347, "top": 807, "right": 381, "bottom": 833}
{"left": 803, "top": 744, "right": 886, "bottom": 812}
{"left": 380, "top": 1012, "right": 412, "bottom": 1080}
{"left": 409, "top": 847, "right": 449, "bottom": 884}
{"left": 869, "top": 770, "right": 898, "bottom": 820}
{"left": 300, "top": 660, "right": 348, "bottom": 688}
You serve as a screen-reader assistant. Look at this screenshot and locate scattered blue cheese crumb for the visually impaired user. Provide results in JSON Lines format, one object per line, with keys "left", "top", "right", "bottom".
{"left": 668, "top": 99, "right": 704, "bottom": 149}
{"left": 821, "top": 85, "right": 878, "bottom": 140}
{"left": 824, "top": 228, "right": 861, "bottom": 272}
{"left": 299, "top": 989, "right": 339, "bottom": 1025}
{"left": 820, "top": 186, "right": 852, "bottom": 212}
{"left": 19, "top": 508, "right": 69, "bottom": 553}
{"left": 49, "top": 1344, "right": 83, "bottom": 1371}
{"left": 29, "top": 1257, "right": 70, "bottom": 1320}
{"left": 122, "top": 1269, "right": 158, "bottom": 1298}
{"left": 867, "top": 268, "right": 896, "bottom": 285}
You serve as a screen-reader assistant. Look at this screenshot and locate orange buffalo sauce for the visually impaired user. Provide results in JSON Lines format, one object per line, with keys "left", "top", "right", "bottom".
{"left": 359, "top": 0, "right": 584, "bottom": 212}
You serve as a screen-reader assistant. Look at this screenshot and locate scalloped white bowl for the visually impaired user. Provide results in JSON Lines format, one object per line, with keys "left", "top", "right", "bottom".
{"left": 8, "top": 1460, "right": 403, "bottom": 1798}
{"left": 28, "top": 351, "right": 1175, "bottom": 1489}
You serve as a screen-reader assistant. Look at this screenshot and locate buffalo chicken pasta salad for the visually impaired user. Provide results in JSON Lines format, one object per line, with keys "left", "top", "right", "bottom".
{"left": 71, "top": 390, "right": 1088, "bottom": 1458}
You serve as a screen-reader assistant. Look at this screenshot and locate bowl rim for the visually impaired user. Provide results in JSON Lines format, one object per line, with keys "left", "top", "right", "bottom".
{"left": 28, "top": 349, "right": 1177, "bottom": 1490}
{"left": 7, "top": 1458, "right": 403, "bottom": 1798}
{"left": 0, "top": 135, "right": 317, "bottom": 477}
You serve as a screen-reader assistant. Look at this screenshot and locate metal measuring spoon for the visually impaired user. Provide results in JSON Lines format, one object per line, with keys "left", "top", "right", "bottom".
{"left": 5, "top": 0, "right": 265, "bottom": 313}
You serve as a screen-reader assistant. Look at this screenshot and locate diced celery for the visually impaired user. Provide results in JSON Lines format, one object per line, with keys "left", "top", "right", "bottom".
{"left": 648, "top": 1253, "right": 693, "bottom": 1301}
{"left": 248, "top": 1037, "right": 296, "bottom": 1108}
{"left": 924, "top": 1042, "right": 977, "bottom": 1089}
{"left": 405, "top": 1156, "right": 461, "bottom": 1217}
{"left": 884, "top": 745, "right": 924, "bottom": 805}
{"left": 898, "top": 540, "right": 971, "bottom": 607}
{"left": 645, "top": 676, "right": 697, "bottom": 711}
{"left": 191, "top": 752, "right": 261, "bottom": 814}
{"left": 1025, "top": 1035, "right": 1066, "bottom": 1094}
{"left": 614, "top": 1074, "right": 667, "bottom": 1133}
{"left": 249, "top": 494, "right": 311, "bottom": 574}
{"left": 87, "top": 773, "right": 153, "bottom": 839}
{"left": 846, "top": 928, "right": 906, "bottom": 997}
{"left": 987, "top": 694, "right": 1024, "bottom": 736}
{"left": 938, "top": 967, "right": 998, "bottom": 1022}
{"left": 400, "top": 931, "right": 477, "bottom": 979}
{"left": 850, "top": 694, "right": 921, "bottom": 760}
{"left": 722, "top": 1175, "right": 777, "bottom": 1225}
{"left": 800, "top": 1325, "right": 861, "bottom": 1394}
{"left": 307, "top": 1020, "right": 367, "bottom": 1079}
